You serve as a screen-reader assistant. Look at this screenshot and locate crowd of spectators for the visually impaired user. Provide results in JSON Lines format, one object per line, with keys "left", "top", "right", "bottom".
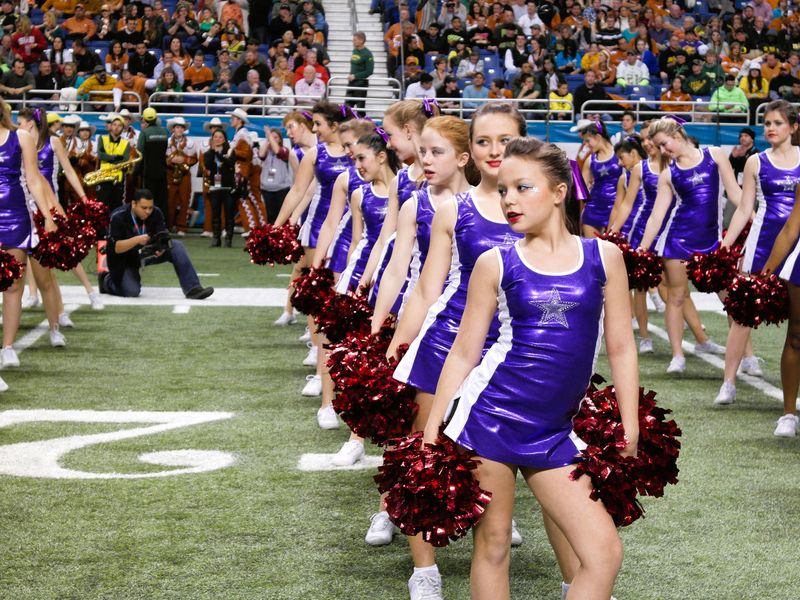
{"left": 380, "top": 0, "right": 800, "bottom": 123}
{"left": 0, "top": 0, "right": 336, "bottom": 114}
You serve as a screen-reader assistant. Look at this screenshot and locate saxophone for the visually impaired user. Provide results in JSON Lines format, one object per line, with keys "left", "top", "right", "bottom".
{"left": 169, "top": 137, "right": 190, "bottom": 185}
{"left": 84, "top": 155, "right": 142, "bottom": 186}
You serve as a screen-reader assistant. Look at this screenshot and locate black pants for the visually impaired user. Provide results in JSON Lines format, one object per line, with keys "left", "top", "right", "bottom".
{"left": 95, "top": 181, "right": 125, "bottom": 237}
{"left": 347, "top": 79, "right": 369, "bottom": 110}
{"left": 209, "top": 189, "right": 236, "bottom": 236}
{"left": 143, "top": 176, "right": 168, "bottom": 217}
{"left": 261, "top": 187, "right": 289, "bottom": 224}
{"left": 105, "top": 240, "right": 201, "bottom": 297}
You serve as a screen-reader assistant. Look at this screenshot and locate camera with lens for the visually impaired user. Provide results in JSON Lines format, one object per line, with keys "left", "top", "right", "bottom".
{"left": 140, "top": 230, "right": 172, "bottom": 261}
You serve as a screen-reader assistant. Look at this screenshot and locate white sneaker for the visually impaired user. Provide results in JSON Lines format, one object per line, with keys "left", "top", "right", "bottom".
{"left": 316, "top": 404, "right": 339, "bottom": 429}
{"left": 408, "top": 571, "right": 443, "bottom": 600}
{"left": 301, "top": 374, "right": 321, "bottom": 396}
{"left": 639, "top": 338, "right": 654, "bottom": 354}
{"left": 649, "top": 290, "right": 666, "bottom": 312}
{"left": 695, "top": 339, "right": 725, "bottom": 354}
{"left": 274, "top": 311, "right": 297, "bottom": 326}
{"left": 88, "top": 292, "right": 104, "bottom": 310}
{"left": 200, "top": 231, "right": 213, "bottom": 238}
{"left": 302, "top": 342, "right": 318, "bottom": 367}
{"left": 510, "top": 519, "right": 523, "bottom": 547}
{"left": 666, "top": 356, "right": 686, "bottom": 374}
{"left": 21, "top": 293, "right": 40, "bottom": 309}
{"left": 365, "top": 511, "right": 396, "bottom": 546}
{"left": 739, "top": 356, "right": 764, "bottom": 377}
{"left": 299, "top": 327, "right": 311, "bottom": 343}
{"left": 49, "top": 329, "right": 66, "bottom": 348}
{"left": 714, "top": 381, "right": 736, "bottom": 405}
{"left": 1, "top": 346, "right": 20, "bottom": 368}
{"left": 0, "top": 375, "right": 7, "bottom": 392}
{"left": 331, "top": 439, "right": 365, "bottom": 466}
{"left": 58, "top": 313, "right": 74, "bottom": 328}
{"left": 774, "top": 414, "right": 799, "bottom": 437}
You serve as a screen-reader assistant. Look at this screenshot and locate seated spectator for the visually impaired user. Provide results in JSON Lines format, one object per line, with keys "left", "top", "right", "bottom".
{"left": 581, "top": 42, "right": 603, "bottom": 73}
{"left": 404, "top": 71, "right": 436, "bottom": 99}
{"left": 62, "top": 4, "right": 97, "bottom": 41}
{"left": 33, "top": 59, "right": 60, "bottom": 108}
{"left": 702, "top": 51, "right": 725, "bottom": 91}
{"left": 456, "top": 49, "right": 484, "bottom": 80}
{"left": 634, "top": 38, "right": 658, "bottom": 77}
{"left": 443, "top": 16, "right": 468, "bottom": 44}
{"left": 658, "top": 35, "right": 685, "bottom": 81}
{"left": 488, "top": 78, "right": 512, "bottom": 100}
{"left": 494, "top": 6, "right": 523, "bottom": 52}
{"left": 113, "top": 68, "right": 149, "bottom": 111}
{"left": 269, "top": 3, "right": 300, "bottom": 43}
{"left": 462, "top": 71, "right": 489, "bottom": 110}
{"left": 11, "top": 16, "right": 48, "bottom": 68}
{"left": 265, "top": 75, "right": 294, "bottom": 114}
{"left": 504, "top": 34, "right": 530, "bottom": 82}
{"left": 429, "top": 56, "right": 449, "bottom": 91}
{"left": 71, "top": 39, "right": 101, "bottom": 77}
{"left": 238, "top": 68, "right": 267, "bottom": 113}
{"left": 0, "top": 1, "right": 16, "bottom": 37}
{"left": 44, "top": 36, "right": 73, "bottom": 73}
{"left": 221, "top": 19, "right": 246, "bottom": 55}
{"left": 39, "top": 11, "right": 66, "bottom": 48}
{"left": 292, "top": 48, "right": 326, "bottom": 85}
{"left": 142, "top": 5, "right": 165, "bottom": 48}
{"left": 197, "top": 7, "right": 218, "bottom": 35}
{"left": 165, "top": 4, "right": 199, "bottom": 52}
{"left": 235, "top": 48, "right": 271, "bottom": 86}
{"left": 684, "top": 59, "right": 712, "bottom": 97}
{"left": 78, "top": 63, "right": 117, "bottom": 110}
{"left": 592, "top": 51, "right": 616, "bottom": 86}
{"left": 761, "top": 53, "right": 783, "bottom": 81}
{"left": 209, "top": 67, "right": 235, "bottom": 104}
{"left": 610, "top": 111, "right": 638, "bottom": 146}
{"left": 0, "top": 58, "right": 35, "bottom": 102}
{"left": 402, "top": 56, "right": 423, "bottom": 85}
{"left": 514, "top": 72, "right": 541, "bottom": 111}
{"left": 117, "top": 5, "right": 143, "bottom": 35}
{"left": 128, "top": 42, "right": 157, "bottom": 78}
{"left": 439, "top": 0, "right": 467, "bottom": 27}
{"left": 436, "top": 75, "right": 461, "bottom": 114}
{"left": 293, "top": 65, "right": 326, "bottom": 105}
{"left": 198, "top": 21, "right": 223, "bottom": 54}
{"left": 184, "top": 52, "right": 214, "bottom": 92}
{"left": 740, "top": 65, "right": 770, "bottom": 124}
{"left": 555, "top": 42, "right": 581, "bottom": 75}
{"left": 220, "top": 0, "right": 245, "bottom": 34}
{"left": 661, "top": 76, "right": 693, "bottom": 113}
{"left": 447, "top": 36, "right": 470, "bottom": 71}
{"left": 616, "top": 49, "right": 649, "bottom": 88}
{"left": 212, "top": 48, "right": 238, "bottom": 79}
{"left": 169, "top": 37, "right": 193, "bottom": 71}
{"left": 41, "top": 0, "right": 79, "bottom": 18}
{"left": 115, "top": 12, "right": 143, "bottom": 49}
{"left": 519, "top": 0, "right": 544, "bottom": 36}
{"left": 467, "top": 14, "right": 496, "bottom": 52}
{"left": 105, "top": 40, "right": 128, "bottom": 77}
{"left": 549, "top": 79, "right": 573, "bottom": 120}
{"left": 405, "top": 34, "right": 426, "bottom": 68}
{"left": 573, "top": 70, "right": 610, "bottom": 116}
{"left": 271, "top": 55, "right": 294, "bottom": 89}
{"left": 153, "top": 50, "right": 186, "bottom": 86}
{"left": 538, "top": 58, "right": 562, "bottom": 97}
{"left": 782, "top": 78, "right": 800, "bottom": 103}
{"left": 297, "top": 25, "right": 329, "bottom": 65}
{"left": 153, "top": 66, "right": 183, "bottom": 112}
{"left": 94, "top": 4, "right": 117, "bottom": 42}
{"left": 419, "top": 21, "right": 447, "bottom": 56}
{"left": 57, "top": 61, "right": 85, "bottom": 111}
{"left": 296, "top": 0, "right": 328, "bottom": 42}
{"left": 666, "top": 52, "right": 690, "bottom": 82}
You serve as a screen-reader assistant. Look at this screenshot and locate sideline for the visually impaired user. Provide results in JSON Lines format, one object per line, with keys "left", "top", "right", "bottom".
{"left": 0, "top": 304, "right": 79, "bottom": 370}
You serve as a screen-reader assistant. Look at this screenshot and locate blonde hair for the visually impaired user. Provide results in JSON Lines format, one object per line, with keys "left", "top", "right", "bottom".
{"left": 648, "top": 116, "right": 689, "bottom": 142}
{"left": 0, "top": 98, "right": 17, "bottom": 131}
{"left": 384, "top": 99, "right": 438, "bottom": 132}
{"left": 338, "top": 119, "right": 376, "bottom": 139}
{"left": 17, "top": 15, "right": 32, "bottom": 35}
{"left": 423, "top": 116, "right": 480, "bottom": 186}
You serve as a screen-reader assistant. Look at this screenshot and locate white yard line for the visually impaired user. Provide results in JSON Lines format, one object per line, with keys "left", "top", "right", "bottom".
{"left": 57, "top": 285, "right": 289, "bottom": 307}
{"left": 172, "top": 305, "right": 192, "bottom": 314}
{"left": 3, "top": 304, "right": 80, "bottom": 364}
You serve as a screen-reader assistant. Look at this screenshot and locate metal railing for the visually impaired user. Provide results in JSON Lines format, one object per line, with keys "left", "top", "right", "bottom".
{"left": 348, "top": 0, "right": 359, "bottom": 31}
{"left": 581, "top": 99, "right": 749, "bottom": 124}
{"left": 4, "top": 89, "right": 143, "bottom": 114}
{"left": 148, "top": 91, "right": 326, "bottom": 116}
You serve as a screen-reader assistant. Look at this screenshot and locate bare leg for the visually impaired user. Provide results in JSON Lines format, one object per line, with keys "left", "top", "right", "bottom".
{"left": 29, "top": 260, "right": 61, "bottom": 329}
{"left": 723, "top": 321, "right": 752, "bottom": 383}
{"left": 633, "top": 290, "right": 649, "bottom": 339}
{"left": 2, "top": 250, "right": 28, "bottom": 347}
{"left": 408, "top": 390, "right": 436, "bottom": 568}
{"left": 543, "top": 513, "right": 580, "bottom": 585}
{"left": 25, "top": 267, "right": 37, "bottom": 299}
{"left": 682, "top": 291, "right": 709, "bottom": 344}
{"left": 71, "top": 263, "right": 95, "bottom": 294}
{"left": 663, "top": 260, "right": 687, "bottom": 357}
{"left": 780, "top": 283, "right": 800, "bottom": 416}
{"left": 285, "top": 252, "right": 308, "bottom": 316}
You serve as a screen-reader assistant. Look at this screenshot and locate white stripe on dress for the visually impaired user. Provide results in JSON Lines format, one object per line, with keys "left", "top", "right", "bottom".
{"left": 654, "top": 180, "right": 683, "bottom": 257}
{"left": 742, "top": 158, "right": 766, "bottom": 274}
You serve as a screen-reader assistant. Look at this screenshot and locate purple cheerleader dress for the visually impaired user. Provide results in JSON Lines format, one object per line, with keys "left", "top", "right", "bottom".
{"left": 655, "top": 147, "right": 723, "bottom": 260}
{"left": 582, "top": 152, "right": 622, "bottom": 230}
{"left": 299, "top": 143, "right": 351, "bottom": 248}
{"left": 619, "top": 168, "right": 645, "bottom": 242}
{"left": 336, "top": 183, "right": 389, "bottom": 293}
{"left": 445, "top": 237, "right": 606, "bottom": 469}
{"left": 400, "top": 187, "right": 438, "bottom": 308}
{"left": 741, "top": 148, "right": 800, "bottom": 282}
{"left": 393, "top": 190, "right": 522, "bottom": 394}
{"left": 38, "top": 138, "right": 59, "bottom": 193}
{"left": 327, "top": 166, "right": 365, "bottom": 273}
{"left": 0, "top": 130, "right": 36, "bottom": 250}
{"left": 627, "top": 159, "right": 662, "bottom": 250}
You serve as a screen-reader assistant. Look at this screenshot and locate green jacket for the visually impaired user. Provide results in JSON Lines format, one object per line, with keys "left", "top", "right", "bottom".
{"left": 708, "top": 85, "right": 748, "bottom": 113}
{"left": 136, "top": 123, "right": 169, "bottom": 178}
{"left": 350, "top": 48, "right": 374, "bottom": 80}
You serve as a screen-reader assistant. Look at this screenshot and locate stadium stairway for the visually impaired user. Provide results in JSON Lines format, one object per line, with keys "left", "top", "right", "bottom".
{"left": 323, "top": 0, "right": 391, "bottom": 116}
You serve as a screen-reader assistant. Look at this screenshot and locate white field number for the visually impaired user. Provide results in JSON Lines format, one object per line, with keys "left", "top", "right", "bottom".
{"left": 0, "top": 410, "right": 236, "bottom": 479}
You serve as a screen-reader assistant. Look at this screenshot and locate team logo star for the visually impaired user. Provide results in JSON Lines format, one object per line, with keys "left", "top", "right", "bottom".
{"left": 777, "top": 176, "right": 799, "bottom": 192}
{"left": 688, "top": 171, "right": 707, "bottom": 186}
{"left": 532, "top": 288, "right": 579, "bottom": 328}
{"left": 501, "top": 233, "right": 518, "bottom": 245}
{"left": 597, "top": 164, "right": 610, "bottom": 177}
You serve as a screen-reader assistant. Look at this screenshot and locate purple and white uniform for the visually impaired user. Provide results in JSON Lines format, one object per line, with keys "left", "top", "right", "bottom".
{"left": 655, "top": 147, "right": 722, "bottom": 260}
{"left": 0, "top": 131, "right": 36, "bottom": 250}
{"left": 619, "top": 168, "right": 645, "bottom": 242}
{"left": 742, "top": 148, "right": 800, "bottom": 283}
{"left": 445, "top": 237, "right": 606, "bottom": 468}
{"left": 292, "top": 145, "right": 313, "bottom": 227}
{"left": 627, "top": 159, "right": 662, "bottom": 250}
{"left": 401, "top": 187, "right": 438, "bottom": 308}
{"left": 38, "top": 138, "right": 59, "bottom": 193}
{"left": 299, "top": 143, "right": 351, "bottom": 248}
{"left": 328, "top": 166, "right": 364, "bottom": 273}
{"left": 336, "top": 183, "right": 389, "bottom": 293}
{"left": 582, "top": 152, "right": 622, "bottom": 230}
{"left": 394, "top": 190, "right": 522, "bottom": 394}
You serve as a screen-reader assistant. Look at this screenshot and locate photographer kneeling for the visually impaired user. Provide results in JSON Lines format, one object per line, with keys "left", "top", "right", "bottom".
{"left": 100, "top": 189, "right": 215, "bottom": 299}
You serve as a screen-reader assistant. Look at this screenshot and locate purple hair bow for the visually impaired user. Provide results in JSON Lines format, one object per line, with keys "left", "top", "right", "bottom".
{"left": 669, "top": 115, "right": 687, "bottom": 126}
{"left": 301, "top": 111, "right": 313, "bottom": 121}
{"left": 374, "top": 126, "right": 389, "bottom": 145}
{"left": 422, "top": 98, "right": 439, "bottom": 117}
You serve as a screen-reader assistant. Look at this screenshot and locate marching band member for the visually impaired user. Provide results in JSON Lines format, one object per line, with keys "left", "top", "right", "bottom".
{"left": 165, "top": 116, "right": 198, "bottom": 236}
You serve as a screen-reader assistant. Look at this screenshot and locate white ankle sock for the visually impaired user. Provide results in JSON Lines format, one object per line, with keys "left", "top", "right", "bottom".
{"left": 413, "top": 565, "right": 439, "bottom": 577}
{"left": 561, "top": 581, "right": 570, "bottom": 600}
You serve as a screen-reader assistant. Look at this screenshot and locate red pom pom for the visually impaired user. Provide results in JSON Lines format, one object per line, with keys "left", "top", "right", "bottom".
{"left": 32, "top": 210, "right": 95, "bottom": 271}
{"left": 0, "top": 249, "right": 25, "bottom": 292}
{"left": 245, "top": 223, "right": 303, "bottom": 266}
{"left": 314, "top": 289, "right": 373, "bottom": 343}
{"left": 290, "top": 267, "right": 335, "bottom": 316}
{"left": 328, "top": 323, "right": 418, "bottom": 445}
{"left": 686, "top": 245, "right": 740, "bottom": 293}
{"left": 597, "top": 231, "right": 662, "bottom": 291}
{"left": 67, "top": 199, "right": 109, "bottom": 235}
{"left": 570, "top": 374, "right": 682, "bottom": 527}
{"left": 723, "top": 273, "right": 789, "bottom": 328}
{"left": 722, "top": 221, "right": 751, "bottom": 254}
{"left": 375, "top": 431, "right": 492, "bottom": 547}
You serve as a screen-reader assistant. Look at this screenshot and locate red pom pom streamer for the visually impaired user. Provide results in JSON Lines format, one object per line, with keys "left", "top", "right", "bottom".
{"left": 244, "top": 223, "right": 303, "bottom": 266}
{"left": 723, "top": 274, "right": 789, "bottom": 328}
{"left": 32, "top": 210, "right": 95, "bottom": 271}
{"left": 570, "top": 374, "right": 681, "bottom": 527}
{"left": 686, "top": 245, "right": 740, "bottom": 293}
{"left": 313, "top": 289, "right": 373, "bottom": 343}
{"left": 290, "top": 267, "right": 335, "bottom": 316}
{"left": 375, "top": 431, "right": 492, "bottom": 547}
{"left": 597, "top": 231, "right": 662, "bottom": 291}
{"left": 0, "top": 249, "right": 25, "bottom": 292}
{"left": 67, "top": 199, "right": 109, "bottom": 236}
{"left": 328, "top": 323, "right": 418, "bottom": 445}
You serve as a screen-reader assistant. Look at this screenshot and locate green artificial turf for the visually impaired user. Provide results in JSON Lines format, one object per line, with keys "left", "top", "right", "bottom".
{"left": 0, "top": 282, "right": 798, "bottom": 599}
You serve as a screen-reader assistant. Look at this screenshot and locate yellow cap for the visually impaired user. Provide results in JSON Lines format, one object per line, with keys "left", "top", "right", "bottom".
{"left": 142, "top": 107, "right": 157, "bottom": 122}
{"left": 46, "top": 113, "right": 63, "bottom": 124}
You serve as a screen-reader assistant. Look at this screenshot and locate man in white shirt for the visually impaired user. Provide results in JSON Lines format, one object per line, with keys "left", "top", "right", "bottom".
{"left": 152, "top": 50, "right": 185, "bottom": 86}
{"left": 294, "top": 65, "right": 326, "bottom": 106}
{"left": 404, "top": 72, "right": 436, "bottom": 99}
{"left": 519, "top": 0, "right": 544, "bottom": 36}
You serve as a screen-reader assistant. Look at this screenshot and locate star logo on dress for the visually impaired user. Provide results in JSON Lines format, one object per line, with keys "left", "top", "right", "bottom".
{"left": 500, "top": 233, "right": 518, "bottom": 246}
{"left": 597, "top": 164, "right": 610, "bottom": 177}
{"left": 532, "top": 288, "right": 579, "bottom": 328}
{"left": 688, "top": 171, "right": 707, "bottom": 186}
{"left": 776, "top": 176, "right": 800, "bottom": 192}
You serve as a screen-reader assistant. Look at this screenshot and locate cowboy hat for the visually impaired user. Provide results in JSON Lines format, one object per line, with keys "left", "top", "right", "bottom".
{"left": 203, "top": 117, "right": 225, "bottom": 132}
{"left": 118, "top": 108, "right": 139, "bottom": 121}
{"left": 77, "top": 121, "right": 97, "bottom": 134}
{"left": 62, "top": 114, "right": 81, "bottom": 126}
{"left": 227, "top": 108, "right": 250, "bottom": 124}
{"left": 167, "top": 116, "right": 190, "bottom": 131}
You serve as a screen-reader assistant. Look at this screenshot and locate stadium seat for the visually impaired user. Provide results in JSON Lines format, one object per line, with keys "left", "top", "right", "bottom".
{"left": 182, "top": 95, "right": 206, "bottom": 114}
{"left": 205, "top": 54, "right": 217, "bottom": 67}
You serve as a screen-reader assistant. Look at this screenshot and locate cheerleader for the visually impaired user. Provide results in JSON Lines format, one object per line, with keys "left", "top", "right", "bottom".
{"left": 422, "top": 137, "right": 637, "bottom": 600}
{"left": 723, "top": 101, "right": 800, "bottom": 436}
{"left": 388, "top": 110, "right": 526, "bottom": 598}
{"left": 0, "top": 100, "right": 59, "bottom": 382}
{"left": 273, "top": 111, "right": 316, "bottom": 329}
{"left": 579, "top": 119, "right": 622, "bottom": 237}
{"left": 638, "top": 116, "right": 741, "bottom": 373}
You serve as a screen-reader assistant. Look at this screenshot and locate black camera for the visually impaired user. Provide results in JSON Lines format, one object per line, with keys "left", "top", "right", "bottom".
{"left": 140, "top": 230, "right": 172, "bottom": 260}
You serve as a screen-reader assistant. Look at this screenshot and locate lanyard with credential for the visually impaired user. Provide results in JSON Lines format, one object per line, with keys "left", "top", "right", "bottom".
{"left": 132, "top": 210, "right": 146, "bottom": 236}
